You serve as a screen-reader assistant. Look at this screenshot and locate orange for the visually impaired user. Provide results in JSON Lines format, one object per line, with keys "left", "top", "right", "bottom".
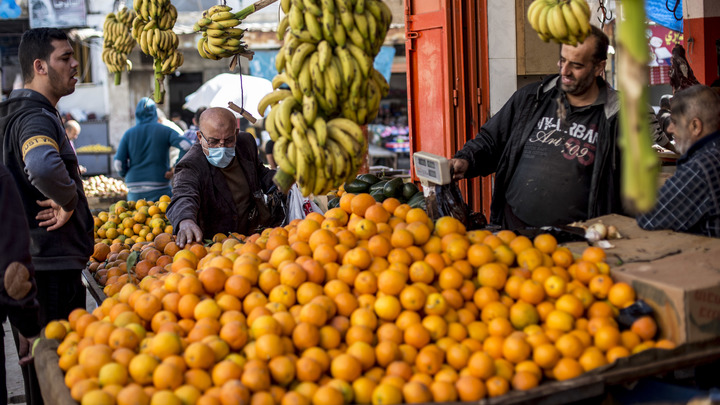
{"left": 377, "top": 270, "right": 407, "bottom": 296}
{"left": 553, "top": 357, "right": 584, "bottom": 381}
{"left": 371, "top": 383, "right": 403, "bottom": 405}
{"left": 608, "top": 282, "right": 636, "bottom": 308}
{"left": 406, "top": 222, "right": 431, "bottom": 245}
{"left": 587, "top": 301, "right": 614, "bottom": 319}
{"left": 350, "top": 193, "right": 377, "bottom": 217}
{"left": 467, "top": 351, "right": 495, "bottom": 379}
{"left": 588, "top": 275, "right": 613, "bottom": 299}
{"left": 517, "top": 248, "right": 543, "bottom": 270}
{"left": 606, "top": 346, "right": 631, "bottom": 363}
{"left": 655, "top": 339, "right": 676, "bottom": 350}
{"left": 502, "top": 335, "right": 531, "bottom": 363}
{"left": 533, "top": 234, "right": 558, "bottom": 254}
{"left": 555, "top": 333, "right": 584, "bottom": 359}
{"left": 593, "top": 325, "right": 621, "bottom": 351}
{"left": 631, "top": 316, "right": 657, "bottom": 341}
{"left": 455, "top": 375, "right": 486, "bottom": 401}
{"left": 554, "top": 294, "right": 584, "bottom": 319}
{"left": 511, "top": 370, "right": 540, "bottom": 391}
{"left": 574, "top": 261, "right": 600, "bottom": 284}
{"left": 509, "top": 301, "right": 540, "bottom": 330}
{"left": 532, "top": 343, "right": 561, "bottom": 369}
{"left": 477, "top": 263, "right": 507, "bottom": 290}
{"left": 485, "top": 376, "right": 509, "bottom": 398}
{"left": 552, "top": 248, "right": 574, "bottom": 268}
{"left": 545, "top": 310, "right": 574, "bottom": 332}
{"left": 581, "top": 246, "right": 606, "bottom": 263}
{"left": 579, "top": 347, "right": 608, "bottom": 372}
{"left": 543, "top": 275, "right": 567, "bottom": 298}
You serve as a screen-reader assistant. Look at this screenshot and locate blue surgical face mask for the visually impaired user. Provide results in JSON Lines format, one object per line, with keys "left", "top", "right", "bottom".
{"left": 206, "top": 147, "right": 235, "bottom": 168}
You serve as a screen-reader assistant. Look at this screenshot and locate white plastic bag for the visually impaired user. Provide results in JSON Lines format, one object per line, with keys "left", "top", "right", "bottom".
{"left": 285, "top": 184, "right": 322, "bottom": 224}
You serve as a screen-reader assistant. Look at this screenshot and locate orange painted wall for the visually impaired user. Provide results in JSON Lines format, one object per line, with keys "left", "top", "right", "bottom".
{"left": 683, "top": 16, "right": 720, "bottom": 85}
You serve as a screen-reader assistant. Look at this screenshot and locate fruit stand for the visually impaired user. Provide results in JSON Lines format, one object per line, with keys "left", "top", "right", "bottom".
{"left": 36, "top": 204, "right": 720, "bottom": 404}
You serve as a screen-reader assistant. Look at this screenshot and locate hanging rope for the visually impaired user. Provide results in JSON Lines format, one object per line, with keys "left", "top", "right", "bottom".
{"left": 666, "top": 0, "right": 682, "bottom": 21}
{"left": 597, "top": 0, "right": 613, "bottom": 29}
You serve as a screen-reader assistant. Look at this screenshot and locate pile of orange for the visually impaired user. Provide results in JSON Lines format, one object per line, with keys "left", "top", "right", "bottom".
{"left": 54, "top": 192, "right": 674, "bottom": 405}
{"left": 93, "top": 197, "right": 173, "bottom": 246}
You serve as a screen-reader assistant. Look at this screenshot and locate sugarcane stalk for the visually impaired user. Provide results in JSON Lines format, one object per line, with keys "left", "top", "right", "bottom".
{"left": 616, "top": 0, "right": 659, "bottom": 213}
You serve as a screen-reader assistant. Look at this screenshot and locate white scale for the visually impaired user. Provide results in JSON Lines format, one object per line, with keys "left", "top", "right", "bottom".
{"left": 413, "top": 151, "right": 452, "bottom": 190}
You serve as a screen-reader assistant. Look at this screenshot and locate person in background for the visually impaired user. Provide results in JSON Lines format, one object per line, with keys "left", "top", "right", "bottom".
{"left": 265, "top": 138, "right": 276, "bottom": 169}
{"left": 170, "top": 111, "right": 188, "bottom": 131}
{"left": 450, "top": 26, "right": 623, "bottom": 228}
{"left": 167, "top": 107, "right": 275, "bottom": 247}
{"left": 113, "top": 97, "right": 191, "bottom": 202}
{"left": 670, "top": 44, "right": 700, "bottom": 94}
{"left": 64, "top": 119, "right": 86, "bottom": 174}
{"left": 0, "top": 27, "right": 94, "bottom": 405}
{"left": 183, "top": 107, "right": 206, "bottom": 145}
{"left": 637, "top": 85, "right": 720, "bottom": 237}
{"left": 0, "top": 164, "right": 41, "bottom": 405}
{"left": 656, "top": 95, "right": 673, "bottom": 142}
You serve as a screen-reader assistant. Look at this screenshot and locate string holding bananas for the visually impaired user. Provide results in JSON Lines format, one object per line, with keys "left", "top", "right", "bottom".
{"left": 131, "top": 0, "right": 182, "bottom": 103}
{"left": 194, "top": 4, "right": 258, "bottom": 61}
{"left": 259, "top": 0, "right": 392, "bottom": 197}
{"left": 102, "top": 6, "right": 136, "bottom": 86}
{"left": 527, "top": 0, "right": 591, "bottom": 46}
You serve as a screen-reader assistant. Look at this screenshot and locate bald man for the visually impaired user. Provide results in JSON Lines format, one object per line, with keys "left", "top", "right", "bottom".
{"left": 637, "top": 85, "right": 720, "bottom": 237}
{"left": 166, "top": 107, "right": 276, "bottom": 246}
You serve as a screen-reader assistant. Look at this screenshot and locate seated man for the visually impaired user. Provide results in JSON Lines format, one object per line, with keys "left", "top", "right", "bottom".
{"left": 167, "top": 107, "right": 276, "bottom": 247}
{"left": 637, "top": 85, "right": 720, "bottom": 237}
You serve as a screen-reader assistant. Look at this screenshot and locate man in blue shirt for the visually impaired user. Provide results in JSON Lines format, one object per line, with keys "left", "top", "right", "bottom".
{"left": 113, "top": 97, "right": 191, "bottom": 201}
{"left": 637, "top": 85, "right": 720, "bottom": 237}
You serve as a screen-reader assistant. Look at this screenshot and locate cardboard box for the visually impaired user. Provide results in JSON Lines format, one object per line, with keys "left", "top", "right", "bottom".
{"left": 611, "top": 246, "right": 720, "bottom": 344}
{"left": 565, "top": 214, "right": 720, "bottom": 344}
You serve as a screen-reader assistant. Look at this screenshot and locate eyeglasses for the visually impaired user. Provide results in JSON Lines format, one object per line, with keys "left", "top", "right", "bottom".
{"left": 198, "top": 131, "right": 236, "bottom": 148}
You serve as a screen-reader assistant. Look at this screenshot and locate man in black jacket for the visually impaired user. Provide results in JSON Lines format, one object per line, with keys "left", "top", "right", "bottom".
{"left": 0, "top": 28, "right": 93, "bottom": 405}
{"left": 451, "top": 26, "right": 622, "bottom": 228}
{"left": 167, "top": 107, "right": 276, "bottom": 247}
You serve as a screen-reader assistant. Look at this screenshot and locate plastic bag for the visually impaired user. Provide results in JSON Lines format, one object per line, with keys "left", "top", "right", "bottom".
{"left": 426, "top": 182, "right": 487, "bottom": 230}
{"left": 265, "top": 186, "right": 287, "bottom": 228}
{"left": 285, "top": 184, "right": 322, "bottom": 224}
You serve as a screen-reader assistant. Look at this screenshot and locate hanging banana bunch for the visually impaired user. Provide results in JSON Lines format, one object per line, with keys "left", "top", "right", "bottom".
{"left": 527, "top": 0, "right": 591, "bottom": 45}
{"left": 131, "top": 0, "right": 183, "bottom": 103}
{"left": 102, "top": 6, "right": 136, "bottom": 86}
{"left": 258, "top": 0, "right": 392, "bottom": 197}
{"left": 194, "top": 4, "right": 257, "bottom": 61}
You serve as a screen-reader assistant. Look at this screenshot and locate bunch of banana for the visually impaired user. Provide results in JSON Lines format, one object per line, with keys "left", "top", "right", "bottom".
{"left": 527, "top": 0, "right": 591, "bottom": 45}
{"left": 194, "top": 4, "right": 258, "bottom": 60}
{"left": 259, "top": 0, "right": 393, "bottom": 196}
{"left": 132, "top": 0, "right": 183, "bottom": 103}
{"left": 102, "top": 6, "right": 136, "bottom": 85}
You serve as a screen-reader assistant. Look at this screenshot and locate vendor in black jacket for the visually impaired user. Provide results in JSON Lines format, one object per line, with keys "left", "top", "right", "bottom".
{"left": 451, "top": 26, "right": 622, "bottom": 228}
{"left": 167, "top": 107, "right": 276, "bottom": 247}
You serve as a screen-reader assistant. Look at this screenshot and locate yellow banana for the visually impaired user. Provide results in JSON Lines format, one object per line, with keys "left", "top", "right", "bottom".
{"left": 561, "top": 2, "right": 581, "bottom": 39}
{"left": 291, "top": 126, "right": 313, "bottom": 165}
{"left": 572, "top": 0, "right": 591, "bottom": 19}
{"left": 569, "top": 0, "right": 591, "bottom": 37}
{"left": 289, "top": 5, "right": 305, "bottom": 33}
{"left": 548, "top": 5, "right": 568, "bottom": 40}
{"left": 332, "top": 21, "right": 347, "bottom": 47}
{"left": 277, "top": 15, "right": 290, "bottom": 40}
{"left": 277, "top": 97, "right": 300, "bottom": 137}
{"left": 538, "top": 5, "right": 552, "bottom": 37}
{"left": 527, "top": 0, "right": 545, "bottom": 32}
{"left": 306, "top": 128, "right": 325, "bottom": 169}
{"left": 208, "top": 35, "right": 227, "bottom": 46}
{"left": 298, "top": 59, "right": 313, "bottom": 96}
{"left": 336, "top": 46, "right": 355, "bottom": 85}
{"left": 328, "top": 118, "right": 364, "bottom": 144}
{"left": 211, "top": 11, "right": 235, "bottom": 21}
{"left": 337, "top": 0, "right": 355, "bottom": 33}
{"left": 281, "top": 0, "right": 291, "bottom": 14}
{"left": 313, "top": 116, "right": 328, "bottom": 147}
{"left": 323, "top": 149, "right": 334, "bottom": 180}
{"left": 328, "top": 125, "right": 361, "bottom": 157}
{"left": 290, "top": 42, "right": 316, "bottom": 78}
{"left": 305, "top": 11, "right": 323, "bottom": 41}
{"left": 303, "top": 94, "right": 318, "bottom": 125}
{"left": 206, "top": 5, "right": 232, "bottom": 16}
{"left": 317, "top": 40, "right": 331, "bottom": 71}
{"left": 322, "top": 11, "right": 337, "bottom": 46}
{"left": 288, "top": 142, "right": 297, "bottom": 167}
{"left": 309, "top": 53, "right": 325, "bottom": 94}
{"left": 258, "top": 90, "right": 294, "bottom": 118}
{"left": 273, "top": 137, "right": 296, "bottom": 175}
{"left": 321, "top": 0, "right": 335, "bottom": 14}
{"left": 346, "top": 24, "right": 366, "bottom": 51}
{"left": 346, "top": 43, "right": 371, "bottom": 77}
{"left": 303, "top": 0, "right": 322, "bottom": 16}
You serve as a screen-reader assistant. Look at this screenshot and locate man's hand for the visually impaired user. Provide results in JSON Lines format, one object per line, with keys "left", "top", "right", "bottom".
{"left": 450, "top": 158, "right": 470, "bottom": 181}
{"left": 177, "top": 219, "right": 202, "bottom": 248}
{"left": 18, "top": 333, "right": 37, "bottom": 366}
{"left": 36, "top": 199, "right": 74, "bottom": 231}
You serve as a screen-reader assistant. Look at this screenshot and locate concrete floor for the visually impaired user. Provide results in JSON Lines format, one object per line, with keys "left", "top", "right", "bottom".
{"left": 4, "top": 292, "right": 98, "bottom": 405}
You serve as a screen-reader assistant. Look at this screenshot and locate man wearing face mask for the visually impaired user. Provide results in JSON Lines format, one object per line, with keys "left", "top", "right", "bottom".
{"left": 167, "top": 107, "right": 275, "bottom": 247}
{"left": 637, "top": 85, "right": 720, "bottom": 237}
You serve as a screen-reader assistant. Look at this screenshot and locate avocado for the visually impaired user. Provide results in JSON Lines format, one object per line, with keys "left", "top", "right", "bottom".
{"left": 383, "top": 177, "right": 404, "bottom": 198}
{"left": 402, "top": 182, "right": 420, "bottom": 201}
{"left": 357, "top": 173, "right": 382, "bottom": 185}
{"left": 344, "top": 179, "right": 371, "bottom": 194}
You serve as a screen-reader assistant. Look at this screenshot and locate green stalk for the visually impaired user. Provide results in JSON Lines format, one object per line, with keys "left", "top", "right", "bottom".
{"left": 617, "top": 0, "right": 658, "bottom": 213}
{"left": 273, "top": 169, "right": 295, "bottom": 193}
{"left": 153, "top": 59, "right": 164, "bottom": 104}
{"left": 114, "top": 72, "right": 121, "bottom": 86}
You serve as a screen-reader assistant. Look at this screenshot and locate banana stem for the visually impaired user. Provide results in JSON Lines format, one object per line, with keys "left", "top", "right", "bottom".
{"left": 153, "top": 59, "right": 164, "bottom": 104}
{"left": 617, "top": 0, "right": 658, "bottom": 213}
{"left": 114, "top": 72, "right": 121, "bottom": 86}
{"left": 273, "top": 169, "right": 295, "bottom": 193}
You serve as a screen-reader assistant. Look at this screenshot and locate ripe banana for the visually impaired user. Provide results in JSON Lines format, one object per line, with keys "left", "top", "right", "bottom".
{"left": 194, "top": 4, "right": 257, "bottom": 60}
{"left": 268, "top": 0, "right": 392, "bottom": 196}
{"left": 527, "top": 0, "right": 592, "bottom": 45}
{"left": 103, "top": 7, "right": 137, "bottom": 85}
